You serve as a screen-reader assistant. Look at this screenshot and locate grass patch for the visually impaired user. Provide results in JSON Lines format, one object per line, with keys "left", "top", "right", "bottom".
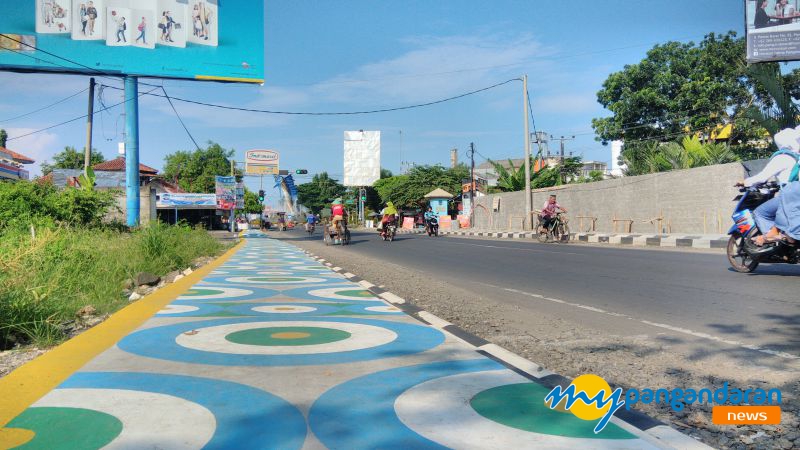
{"left": 0, "top": 222, "right": 224, "bottom": 349}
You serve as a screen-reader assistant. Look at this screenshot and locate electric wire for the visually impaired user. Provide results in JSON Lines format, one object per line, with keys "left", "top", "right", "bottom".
{"left": 7, "top": 86, "right": 162, "bottom": 141}
{"left": 0, "top": 87, "right": 88, "bottom": 123}
{"left": 98, "top": 78, "right": 520, "bottom": 115}
{"left": 160, "top": 86, "right": 202, "bottom": 151}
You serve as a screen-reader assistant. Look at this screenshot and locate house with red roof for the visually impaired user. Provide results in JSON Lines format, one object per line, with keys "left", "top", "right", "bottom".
{"left": 0, "top": 146, "right": 35, "bottom": 181}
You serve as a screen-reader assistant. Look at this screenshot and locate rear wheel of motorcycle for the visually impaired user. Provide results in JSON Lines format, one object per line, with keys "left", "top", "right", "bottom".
{"left": 727, "top": 235, "right": 759, "bottom": 273}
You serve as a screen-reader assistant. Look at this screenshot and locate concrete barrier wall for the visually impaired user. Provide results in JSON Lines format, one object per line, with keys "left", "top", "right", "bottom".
{"left": 472, "top": 163, "right": 745, "bottom": 234}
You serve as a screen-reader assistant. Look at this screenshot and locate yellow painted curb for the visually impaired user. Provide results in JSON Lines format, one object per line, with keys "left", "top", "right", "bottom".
{"left": 0, "top": 239, "right": 245, "bottom": 434}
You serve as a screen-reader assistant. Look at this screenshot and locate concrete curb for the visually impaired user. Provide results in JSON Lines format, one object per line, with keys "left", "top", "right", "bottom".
{"left": 300, "top": 248, "right": 709, "bottom": 450}
{"left": 437, "top": 230, "right": 729, "bottom": 250}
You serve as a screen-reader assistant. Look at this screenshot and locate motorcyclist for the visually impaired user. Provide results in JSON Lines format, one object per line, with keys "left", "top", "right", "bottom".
{"left": 540, "top": 194, "right": 567, "bottom": 231}
{"left": 424, "top": 206, "right": 438, "bottom": 232}
{"left": 378, "top": 202, "right": 398, "bottom": 232}
{"left": 305, "top": 212, "right": 316, "bottom": 232}
{"left": 741, "top": 127, "right": 800, "bottom": 246}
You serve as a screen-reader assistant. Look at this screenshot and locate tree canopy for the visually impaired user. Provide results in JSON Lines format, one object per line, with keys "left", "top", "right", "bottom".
{"left": 373, "top": 165, "right": 468, "bottom": 209}
{"left": 40, "top": 146, "right": 106, "bottom": 176}
{"left": 296, "top": 172, "right": 346, "bottom": 214}
{"left": 243, "top": 188, "right": 263, "bottom": 214}
{"left": 591, "top": 32, "right": 800, "bottom": 158}
{"left": 162, "top": 142, "right": 237, "bottom": 193}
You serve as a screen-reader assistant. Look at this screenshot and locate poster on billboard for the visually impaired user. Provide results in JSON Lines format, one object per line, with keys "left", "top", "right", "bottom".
{"left": 156, "top": 193, "right": 216, "bottom": 208}
{"left": 343, "top": 130, "right": 380, "bottom": 187}
{"left": 745, "top": 0, "right": 800, "bottom": 63}
{"left": 0, "top": 0, "right": 264, "bottom": 83}
{"left": 245, "top": 149, "right": 279, "bottom": 176}
{"left": 215, "top": 175, "right": 235, "bottom": 210}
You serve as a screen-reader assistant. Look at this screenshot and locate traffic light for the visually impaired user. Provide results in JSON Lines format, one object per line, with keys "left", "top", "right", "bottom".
{"left": 258, "top": 190, "right": 265, "bottom": 202}
{"left": 360, "top": 195, "right": 367, "bottom": 201}
{"left": 295, "top": 169, "right": 308, "bottom": 174}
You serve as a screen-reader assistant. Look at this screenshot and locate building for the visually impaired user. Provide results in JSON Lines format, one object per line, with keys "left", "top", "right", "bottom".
{"left": 0, "top": 146, "right": 34, "bottom": 181}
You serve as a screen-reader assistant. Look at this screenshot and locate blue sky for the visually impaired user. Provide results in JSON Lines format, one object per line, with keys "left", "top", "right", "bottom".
{"left": 0, "top": 0, "right": 747, "bottom": 207}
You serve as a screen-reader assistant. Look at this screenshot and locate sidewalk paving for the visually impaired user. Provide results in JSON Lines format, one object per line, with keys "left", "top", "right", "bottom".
{"left": 400, "top": 228, "right": 730, "bottom": 249}
{"left": 0, "top": 231, "right": 703, "bottom": 449}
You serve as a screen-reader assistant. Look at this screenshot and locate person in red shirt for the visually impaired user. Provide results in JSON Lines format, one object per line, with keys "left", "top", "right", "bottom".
{"left": 331, "top": 198, "right": 346, "bottom": 236}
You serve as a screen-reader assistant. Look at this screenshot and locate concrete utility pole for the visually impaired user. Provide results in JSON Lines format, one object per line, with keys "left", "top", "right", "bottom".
{"left": 469, "top": 143, "right": 475, "bottom": 228}
{"left": 523, "top": 75, "right": 532, "bottom": 230}
{"left": 550, "top": 135, "right": 575, "bottom": 161}
{"left": 84, "top": 77, "right": 95, "bottom": 176}
{"left": 451, "top": 148, "right": 458, "bottom": 168}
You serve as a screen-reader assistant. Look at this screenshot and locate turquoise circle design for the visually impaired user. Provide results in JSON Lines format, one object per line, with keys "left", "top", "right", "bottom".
{"left": 117, "top": 317, "right": 445, "bottom": 366}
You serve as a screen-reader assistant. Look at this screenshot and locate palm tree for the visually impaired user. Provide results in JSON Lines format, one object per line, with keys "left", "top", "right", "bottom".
{"left": 745, "top": 63, "right": 800, "bottom": 136}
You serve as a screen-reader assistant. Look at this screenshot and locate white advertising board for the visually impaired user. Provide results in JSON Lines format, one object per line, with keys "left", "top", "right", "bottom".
{"left": 343, "top": 130, "right": 380, "bottom": 187}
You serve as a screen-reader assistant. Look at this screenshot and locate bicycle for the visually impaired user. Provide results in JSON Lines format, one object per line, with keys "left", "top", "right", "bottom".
{"left": 537, "top": 212, "right": 570, "bottom": 243}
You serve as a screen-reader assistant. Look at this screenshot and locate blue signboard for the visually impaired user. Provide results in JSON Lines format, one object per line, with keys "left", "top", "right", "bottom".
{"left": 0, "top": 0, "right": 264, "bottom": 83}
{"left": 157, "top": 192, "right": 216, "bottom": 208}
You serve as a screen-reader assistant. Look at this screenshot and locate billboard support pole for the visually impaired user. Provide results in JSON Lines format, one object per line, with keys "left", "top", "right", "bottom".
{"left": 125, "top": 76, "right": 140, "bottom": 227}
{"left": 84, "top": 77, "right": 95, "bottom": 176}
{"left": 230, "top": 160, "right": 235, "bottom": 233}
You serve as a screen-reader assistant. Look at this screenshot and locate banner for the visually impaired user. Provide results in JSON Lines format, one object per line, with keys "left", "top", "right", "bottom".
{"left": 402, "top": 216, "right": 414, "bottom": 230}
{"left": 439, "top": 215, "right": 452, "bottom": 230}
{"left": 0, "top": 0, "right": 264, "bottom": 83}
{"left": 156, "top": 193, "right": 216, "bottom": 208}
{"left": 215, "top": 175, "right": 235, "bottom": 210}
{"left": 745, "top": 0, "right": 800, "bottom": 63}
{"left": 343, "top": 130, "right": 380, "bottom": 186}
{"left": 235, "top": 181, "right": 244, "bottom": 209}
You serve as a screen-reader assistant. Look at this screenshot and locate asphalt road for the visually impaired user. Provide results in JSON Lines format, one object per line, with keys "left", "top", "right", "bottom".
{"left": 306, "top": 231, "right": 799, "bottom": 361}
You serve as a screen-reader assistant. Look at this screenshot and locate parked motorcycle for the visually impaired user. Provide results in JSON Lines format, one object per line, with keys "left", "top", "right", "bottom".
{"left": 727, "top": 182, "right": 800, "bottom": 272}
{"left": 425, "top": 217, "right": 439, "bottom": 237}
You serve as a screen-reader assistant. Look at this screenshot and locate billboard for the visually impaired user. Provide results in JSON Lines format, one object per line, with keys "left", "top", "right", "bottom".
{"left": 343, "top": 130, "right": 380, "bottom": 187}
{"left": 245, "top": 149, "right": 279, "bottom": 175}
{"left": 746, "top": 0, "right": 800, "bottom": 63}
{"left": 0, "top": 0, "right": 264, "bottom": 83}
{"left": 215, "top": 175, "right": 235, "bottom": 210}
{"left": 156, "top": 192, "right": 216, "bottom": 208}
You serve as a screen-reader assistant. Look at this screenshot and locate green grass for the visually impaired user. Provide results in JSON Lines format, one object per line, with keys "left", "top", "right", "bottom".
{"left": 0, "top": 222, "right": 224, "bottom": 349}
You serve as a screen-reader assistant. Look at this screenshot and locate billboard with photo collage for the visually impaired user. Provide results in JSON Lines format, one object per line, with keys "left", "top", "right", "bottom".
{"left": 0, "top": 0, "right": 264, "bottom": 83}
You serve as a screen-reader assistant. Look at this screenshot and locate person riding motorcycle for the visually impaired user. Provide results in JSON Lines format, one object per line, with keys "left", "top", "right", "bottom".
{"left": 540, "top": 194, "right": 567, "bottom": 231}
{"left": 741, "top": 127, "right": 800, "bottom": 246}
{"left": 378, "top": 202, "right": 398, "bottom": 231}
{"left": 305, "top": 213, "right": 316, "bottom": 232}
{"left": 331, "top": 199, "right": 346, "bottom": 236}
{"left": 424, "top": 206, "right": 438, "bottom": 231}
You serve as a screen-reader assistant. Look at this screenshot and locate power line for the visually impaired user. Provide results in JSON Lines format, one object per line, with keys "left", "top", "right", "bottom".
{"left": 0, "top": 87, "right": 88, "bottom": 123}
{"left": 98, "top": 78, "right": 521, "bottom": 115}
{"left": 7, "top": 87, "right": 162, "bottom": 142}
{"left": 160, "top": 86, "right": 202, "bottom": 151}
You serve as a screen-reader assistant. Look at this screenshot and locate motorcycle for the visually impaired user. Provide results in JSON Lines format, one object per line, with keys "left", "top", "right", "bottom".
{"left": 425, "top": 217, "right": 439, "bottom": 237}
{"left": 727, "top": 182, "right": 800, "bottom": 272}
{"left": 305, "top": 222, "right": 315, "bottom": 235}
{"left": 380, "top": 219, "right": 397, "bottom": 242}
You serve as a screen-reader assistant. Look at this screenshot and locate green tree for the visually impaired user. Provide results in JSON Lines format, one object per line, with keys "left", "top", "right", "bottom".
{"left": 744, "top": 63, "right": 800, "bottom": 139}
{"left": 40, "top": 146, "right": 106, "bottom": 175}
{"left": 591, "top": 32, "right": 790, "bottom": 157}
{"left": 619, "top": 136, "right": 739, "bottom": 176}
{"left": 0, "top": 129, "right": 7, "bottom": 148}
{"left": 162, "top": 142, "right": 237, "bottom": 193}
{"left": 243, "top": 188, "right": 262, "bottom": 214}
{"left": 297, "top": 172, "right": 346, "bottom": 214}
{"left": 373, "top": 165, "right": 468, "bottom": 208}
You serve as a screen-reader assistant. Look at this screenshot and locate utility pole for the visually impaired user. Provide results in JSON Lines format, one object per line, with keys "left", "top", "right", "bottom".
{"left": 84, "top": 77, "right": 95, "bottom": 176}
{"left": 550, "top": 135, "right": 575, "bottom": 183}
{"left": 124, "top": 76, "right": 140, "bottom": 227}
{"left": 469, "top": 143, "right": 475, "bottom": 228}
{"left": 523, "top": 75, "right": 532, "bottom": 230}
{"left": 230, "top": 160, "right": 235, "bottom": 233}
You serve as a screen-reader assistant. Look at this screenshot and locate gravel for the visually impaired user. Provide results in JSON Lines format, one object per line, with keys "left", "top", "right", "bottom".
{"left": 279, "top": 232, "right": 799, "bottom": 450}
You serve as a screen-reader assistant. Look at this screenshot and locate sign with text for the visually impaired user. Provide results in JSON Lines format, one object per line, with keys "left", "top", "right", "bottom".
{"left": 745, "top": 0, "right": 800, "bottom": 62}
{"left": 215, "top": 175, "right": 235, "bottom": 210}
{"left": 0, "top": 0, "right": 264, "bottom": 83}
{"left": 343, "top": 130, "right": 380, "bottom": 186}
{"left": 245, "top": 149, "right": 279, "bottom": 175}
{"left": 156, "top": 193, "right": 216, "bottom": 208}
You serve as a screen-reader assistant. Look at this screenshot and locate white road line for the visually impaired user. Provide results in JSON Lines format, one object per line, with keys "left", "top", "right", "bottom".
{"left": 502, "top": 288, "right": 799, "bottom": 361}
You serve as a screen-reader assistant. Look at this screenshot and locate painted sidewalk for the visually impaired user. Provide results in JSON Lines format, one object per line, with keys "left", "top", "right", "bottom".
{"left": 1, "top": 232, "right": 672, "bottom": 449}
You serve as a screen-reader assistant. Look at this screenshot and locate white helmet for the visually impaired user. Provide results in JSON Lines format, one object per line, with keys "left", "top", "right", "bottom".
{"left": 774, "top": 127, "right": 800, "bottom": 153}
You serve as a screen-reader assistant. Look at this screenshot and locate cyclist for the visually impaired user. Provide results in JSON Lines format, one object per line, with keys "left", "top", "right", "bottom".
{"left": 540, "top": 194, "right": 566, "bottom": 231}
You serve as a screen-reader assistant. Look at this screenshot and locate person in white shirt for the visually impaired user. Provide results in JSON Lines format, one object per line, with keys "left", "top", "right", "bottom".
{"left": 741, "top": 127, "right": 800, "bottom": 245}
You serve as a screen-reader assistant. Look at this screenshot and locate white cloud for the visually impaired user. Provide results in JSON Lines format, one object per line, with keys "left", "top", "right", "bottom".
{"left": 4, "top": 128, "right": 59, "bottom": 176}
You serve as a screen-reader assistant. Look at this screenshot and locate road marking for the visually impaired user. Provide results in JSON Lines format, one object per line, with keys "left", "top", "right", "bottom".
{"left": 445, "top": 240, "right": 583, "bottom": 256}
{"left": 501, "top": 287, "right": 799, "bottom": 361}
